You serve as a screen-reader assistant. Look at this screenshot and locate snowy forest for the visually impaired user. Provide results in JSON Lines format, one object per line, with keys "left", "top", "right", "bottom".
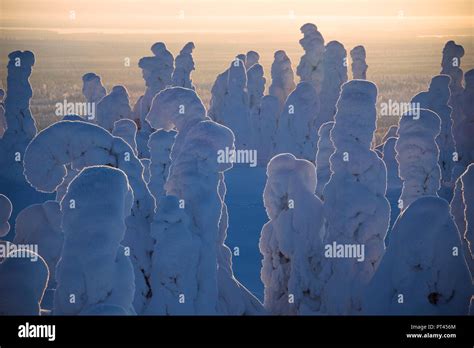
{"left": 0, "top": 21, "right": 473, "bottom": 316}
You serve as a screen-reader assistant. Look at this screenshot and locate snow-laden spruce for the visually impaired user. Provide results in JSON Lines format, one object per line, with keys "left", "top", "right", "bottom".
{"left": 396, "top": 109, "right": 441, "bottom": 209}
{"left": 454, "top": 69, "right": 474, "bottom": 170}
{"left": 269, "top": 50, "right": 296, "bottom": 111}
{"left": 321, "top": 80, "right": 390, "bottom": 314}
{"left": 315, "top": 121, "right": 334, "bottom": 198}
{"left": 82, "top": 72, "right": 106, "bottom": 106}
{"left": 0, "top": 89, "right": 6, "bottom": 138}
{"left": 146, "top": 87, "right": 264, "bottom": 314}
{"left": 54, "top": 166, "right": 135, "bottom": 315}
{"left": 411, "top": 75, "right": 456, "bottom": 200}
{"left": 172, "top": 42, "right": 195, "bottom": 90}
{"left": 0, "top": 50, "right": 50, "bottom": 223}
{"left": 96, "top": 85, "right": 132, "bottom": 132}
{"left": 350, "top": 45, "right": 368, "bottom": 80}
{"left": 209, "top": 59, "right": 251, "bottom": 148}
{"left": 317, "top": 41, "right": 348, "bottom": 131}
{"left": 250, "top": 95, "right": 279, "bottom": 166}
{"left": 134, "top": 42, "right": 174, "bottom": 157}
{"left": 247, "top": 63, "right": 265, "bottom": 111}
{"left": 147, "top": 129, "right": 176, "bottom": 208}
{"left": 382, "top": 137, "right": 403, "bottom": 244}
{"left": 0, "top": 194, "right": 12, "bottom": 237}
{"left": 450, "top": 164, "right": 474, "bottom": 277}
{"left": 0, "top": 250, "right": 49, "bottom": 315}
{"left": 113, "top": 119, "right": 138, "bottom": 156}
{"left": 245, "top": 50, "right": 260, "bottom": 70}
{"left": 260, "top": 153, "right": 326, "bottom": 314}
{"left": 363, "top": 196, "right": 472, "bottom": 315}
{"left": 14, "top": 201, "right": 62, "bottom": 289}
{"left": 275, "top": 82, "right": 319, "bottom": 161}
{"left": 296, "top": 23, "right": 325, "bottom": 94}
{"left": 23, "top": 120, "right": 155, "bottom": 314}
{"left": 441, "top": 41, "right": 465, "bottom": 169}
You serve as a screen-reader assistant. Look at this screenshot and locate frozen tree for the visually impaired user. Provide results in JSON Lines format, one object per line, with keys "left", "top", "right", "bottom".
{"left": 411, "top": 75, "right": 456, "bottom": 200}
{"left": 54, "top": 166, "right": 135, "bottom": 315}
{"left": 245, "top": 50, "right": 260, "bottom": 70}
{"left": 147, "top": 129, "right": 176, "bottom": 207}
{"left": 0, "top": 250, "right": 49, "bottom": 315}
{"left": 260, "top": 153, "right": 326, "bottom": 314}
{"left": 454, "top": 69, "right": 474, "bottom": 170}
{"left": 96, "top": 86, "right": 132, "bottom": 132}
{"left": 317, "top": 41, "right": 348, "bottom": 131}
{"left": 441, "top": 41, "right": 465, "bottom": 167}
{"left": 146, "top": 87, "right": 263, "bottom": 314}
{"left": 247, "top": 63, "right": 266, "bottom": 111}
{"left": 296, "top": 23, "right": 325, "bottom": 94}
{"left": 0, "top": 89, "right": 6, "bottom": 138}
{"left": 396, "top": 109, "right": 441, "bottom": 209}
{"left": 209, "top": 59, "right": 250, "bottom": 148}
{"left": 450, "top": 164, "right": 474, "bottom": 277}
{"left": 134, "top": 42, "right": 174, "bottom": 157}
{"left": 23, "top": 120, "right": 155, "bottom": 314}
{"left": 172, "top": 42, "right": 195, "bottom": 90}
{"left": 250, "top": 95, "right": 279, "bottom": 166}
{"left": 275, "top": 82, "right": 319, "bottom": 161}
{"left": 350, "top": 45, "right": 368, "bottom": 80}
{"left": 0, "top": 194, "right": 12, "bottom": 237}
{"left": 364, "top": 196, "right": 472, "bottom": 315}
{"left": 382, "top": 137, "right": 403, "bottom": 244}
{"left": 0, "top": 50, "right": 50, "bottom": 223}
{"left": 269, "top": 50, "right": 296, "bottom": 111}
{"left": 82, "top": 72, "right": 106, "bottom": 105}
{"left": 14, "top": 201, "right": 62, "bottom": 289}
{"left": 315, "top": 121, "right": 334, "bottom": 198}
{"left": 113, "top": 119, "right": 138, "bottom": 156}
{"left": 322, "top": 80, "right": 390, "bottom": 314}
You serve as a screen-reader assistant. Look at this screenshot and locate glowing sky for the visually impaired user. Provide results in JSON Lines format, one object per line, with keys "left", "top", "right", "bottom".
{"left": 1, "top": 0, "right": 472, "bottom": 41}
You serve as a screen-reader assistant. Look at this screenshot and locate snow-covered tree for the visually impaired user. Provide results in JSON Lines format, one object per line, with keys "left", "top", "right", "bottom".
{"left": 411, "top": 75, "right": 456, "bottom": 200}
{"left": 269, "top": 50, "right": 296, "bottom": 111}
{"left": 82, "top": 72, "right": 106, "bottom": 105}
{"left": 172, "top": 42, "right": 195, "bottom": 90}
{"left": 364, "top": 196, "right": 472, "bottom": 315}
{"left": 96, "top": 85, "right": 132, "bottom": 132}
{"left": 14, "top": 201, "right": 62, "bottom": 290}
{"left": 0, "top": 194, "right": 12, "bottom": 237}
{"left": 0, "top": 89, "right": 6, "bottom": 138}
{"left": 0, "top": 250, "right": 49, "bottom": 315}
{"left": 250, "top": 95, "right": 279, "bottom": 166}
{"left": 247, "top": 63, "right": 265, "bottom": 111}
{"left": 450, "top": 163, "right": 474, "bottom": 277}
{"left": 23, "top": 120, "right": 155, "bottom": 313}
{"left": 454, "top": 69, "right": 474, "bottom": 170}
{"left": 317, "top": 41, "right": 348, "bottom": 131}
{"left": 275, "top": 82, "right": 319, "bottom": 161}
{"left": 322, "top": 80, "right": 390, "bottom": 314}
{"left": 146, "top": 87, "right": 263, "bottom": 314}
{"left": 315, "top": 121, "right": 334, "bottom": 198}
{"left": 112, "top": 118, "right": 138, "bottom": 156}
{"left": 350, "top": 45, "right": 368, "bottom": 80}
{"left": 296, "top": 23, "right": 325, "bottom": 94}
{"left": 147, "top": 129, "right": 176, "bottom": 207}
{"left": 245, "top": 50, "right": 260, "bottom": 70}
{"left": 54, "top": 166, "right": 135, "bottom": 315}
{"left": 0, "top": 50, "right": 50, "bottom": 224}
{"left": 396, "top": 109, "right": 441, "bottom": 209}
{"left": 134, "top": 42, "right": 174, "bottom": 157}
{"left": 260, "top": 153, "right": 326, "bottom": 314}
